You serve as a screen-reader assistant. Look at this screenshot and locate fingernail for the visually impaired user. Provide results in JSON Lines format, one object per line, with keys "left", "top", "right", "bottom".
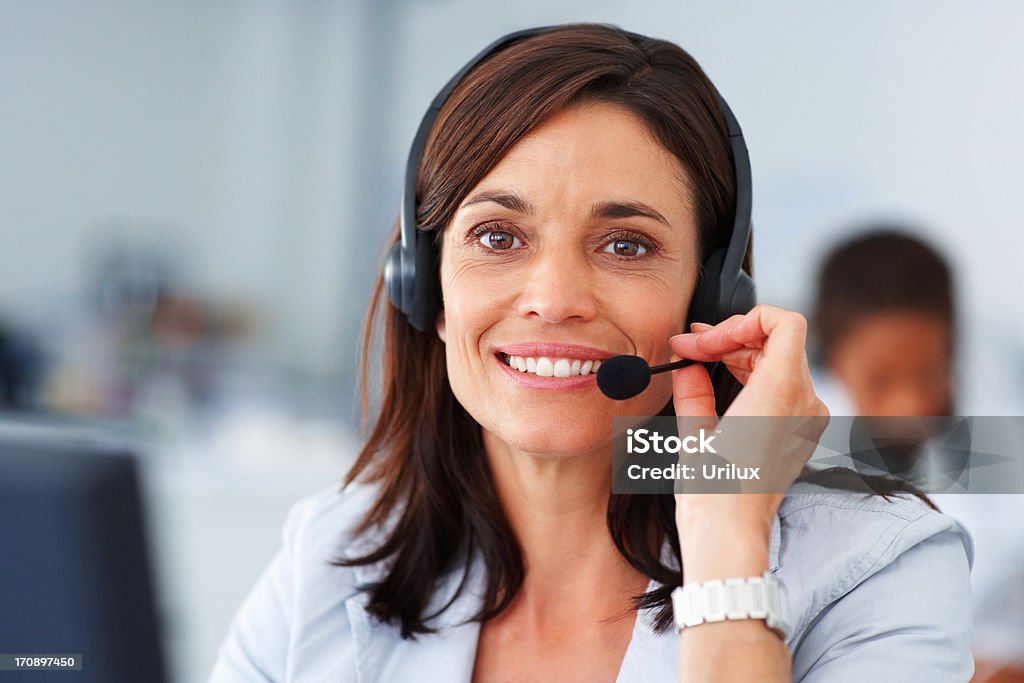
{"left": 690, "top": 322, "right": 713, "bottom": 331}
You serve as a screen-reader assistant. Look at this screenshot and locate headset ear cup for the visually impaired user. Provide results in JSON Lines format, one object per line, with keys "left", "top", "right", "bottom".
{"left": 409, "top": 229, "right": 439, "bottom": 332}
{"left": 730, "top": 272, "right": 756, "bottom": 317}
{"left": 384, "top": 242, "right": 405, "bottom": 313}
{"left": 688, "top": 248, "right": 757, "bottom": 329}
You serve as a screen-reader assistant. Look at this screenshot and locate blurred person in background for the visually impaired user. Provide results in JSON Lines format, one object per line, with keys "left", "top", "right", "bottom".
{"left": 811, "top": 229, "right": 955, "bottom": 417}
{"left": 811, "top": 228, "right": 1024, "bottom": 682}
{"left": 211, "top": 26, "right": 974, "bottom": 682}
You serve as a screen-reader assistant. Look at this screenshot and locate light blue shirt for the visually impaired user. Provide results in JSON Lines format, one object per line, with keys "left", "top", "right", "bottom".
{"left": 210, "top": 479, "right": 975, "bottom": 682}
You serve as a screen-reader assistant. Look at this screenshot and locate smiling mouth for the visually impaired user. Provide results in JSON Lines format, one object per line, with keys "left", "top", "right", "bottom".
{"left": 497, "top": 352, "right": 603, "bottom": 378}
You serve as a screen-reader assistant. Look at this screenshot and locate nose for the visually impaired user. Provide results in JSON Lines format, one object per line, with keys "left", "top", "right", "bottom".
{"left": 515, "top": 244, "right": 599, "bottom": 324}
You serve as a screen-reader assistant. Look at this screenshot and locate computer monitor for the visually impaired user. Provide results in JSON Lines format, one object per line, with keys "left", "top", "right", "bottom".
{"left": 0, "top": 426, "right": 168, "bottom": 683}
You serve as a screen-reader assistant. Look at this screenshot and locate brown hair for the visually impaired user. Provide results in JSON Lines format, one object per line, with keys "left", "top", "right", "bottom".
{"left": 337, "top": 23, "right": 927, "bottom": 639}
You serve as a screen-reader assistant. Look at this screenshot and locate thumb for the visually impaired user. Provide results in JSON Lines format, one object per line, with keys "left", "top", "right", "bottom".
{"left": 671, "top": 354, "right": 717, "bottom": 419}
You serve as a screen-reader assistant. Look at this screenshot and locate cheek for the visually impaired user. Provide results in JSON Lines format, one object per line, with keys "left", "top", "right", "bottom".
{"left": 442, "top": 249, "right": 519, "bottom": 312}
{"left": 439, "top": 263, "right": 512, "bottom": 370}
{"left": 444, "top": 284, "right": 506, "bottom": 332}
{"left": 601, "top": 283, "right": 689, "bottom": 413}
{"left": 607, "top": 277, "right": 691, "bottom": 358}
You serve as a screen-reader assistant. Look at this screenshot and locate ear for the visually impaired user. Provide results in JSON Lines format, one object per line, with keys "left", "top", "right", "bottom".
{"left": 436, "top": 307, "right": 446, "bottom": 343}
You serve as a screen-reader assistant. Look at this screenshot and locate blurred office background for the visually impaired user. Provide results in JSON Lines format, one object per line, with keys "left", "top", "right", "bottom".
{"left": 1, "top": 1, "right": 1023, "bottom": 681}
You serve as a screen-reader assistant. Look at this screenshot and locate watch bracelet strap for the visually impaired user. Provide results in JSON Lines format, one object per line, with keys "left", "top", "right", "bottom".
{"left": 671, "top": 570, "right": 790, "bottom": 639}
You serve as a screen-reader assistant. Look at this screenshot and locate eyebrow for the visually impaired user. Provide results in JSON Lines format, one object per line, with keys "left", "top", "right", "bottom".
{"left": 460, "top": 192, "right": 671, "bottom": 228}
{"left": 460, "top": 191, "right": 533, "bottom": 214}
{"left": 591, "top": 200, "right": 671, "bottom": 227}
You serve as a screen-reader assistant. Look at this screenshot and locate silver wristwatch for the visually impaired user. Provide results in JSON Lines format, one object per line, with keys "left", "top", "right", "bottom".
{"left": 671, "top": 570, "right": 791, "bottom": 640}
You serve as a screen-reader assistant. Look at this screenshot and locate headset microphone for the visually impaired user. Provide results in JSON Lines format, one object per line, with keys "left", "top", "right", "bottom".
{"left": 596, "top": 356, "right": 698, "bottom": 400}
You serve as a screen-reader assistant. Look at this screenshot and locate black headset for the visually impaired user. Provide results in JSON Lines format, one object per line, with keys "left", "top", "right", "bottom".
{"left": 384, "top": 26, "right": 755, "bottom": 334}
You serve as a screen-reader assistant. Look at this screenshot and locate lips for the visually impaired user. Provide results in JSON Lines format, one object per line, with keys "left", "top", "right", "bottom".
{"left": 491, "top": 342, "right": 615, "bottom": 386}
{"left": 492, "top": 342, "right": 613, "bottom": 361}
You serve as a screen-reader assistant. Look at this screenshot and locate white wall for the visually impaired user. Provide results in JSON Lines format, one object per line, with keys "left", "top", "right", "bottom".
{"left": 0, "top": 0, "right": 361, "bottom": 373}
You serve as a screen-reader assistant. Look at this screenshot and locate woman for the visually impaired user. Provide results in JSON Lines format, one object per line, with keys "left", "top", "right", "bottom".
{"left": 210, "top": 24, "right": 973, "bottom": 682}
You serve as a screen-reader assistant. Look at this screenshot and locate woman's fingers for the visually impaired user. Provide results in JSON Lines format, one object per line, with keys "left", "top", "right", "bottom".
{"left": 668, "top": 304, "right": 824, "bottom": 419}
{"left": 668, "top": 305, "right": 816, "bottom": 407}
{"left": 687, "top": 349, "right": 759, "bottom": 385}
{"left": 671, "top": 305, "right": 807, "bottom": 369}
{"left": 722, "top": 305, "right": 808, "bottom": 368}
{"left": 670, "top": 357, "right": 717, "bottom": 419}
{"left": 671, "top": 316, "right": 750, "bottom": 358}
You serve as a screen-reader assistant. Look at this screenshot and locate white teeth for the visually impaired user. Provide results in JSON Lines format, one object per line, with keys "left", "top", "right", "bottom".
{"left": 502, "top": 354, "right": 604, "bottom": 377}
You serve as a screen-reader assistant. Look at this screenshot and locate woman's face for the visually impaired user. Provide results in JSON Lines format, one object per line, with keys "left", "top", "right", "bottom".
{"left": 437, "top": 102, "right": 700, "bottom": 457}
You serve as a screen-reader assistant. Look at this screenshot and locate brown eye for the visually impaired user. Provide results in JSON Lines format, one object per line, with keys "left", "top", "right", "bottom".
{"left": 603, "top": 239, "right": 647, "bottom": 257}
{"left": 479, "top": 230, "right": 521, "bottom": 251}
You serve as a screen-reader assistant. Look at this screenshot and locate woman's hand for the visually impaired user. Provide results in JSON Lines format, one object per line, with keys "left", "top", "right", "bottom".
{"left": 670, "top": 303, "right": 826, "bottom": 419}
{"left": 668, "top": 304, "right": 827, "bottom": 682}
{"left": 667, "top": 304, "right": 829, "bottom": 578}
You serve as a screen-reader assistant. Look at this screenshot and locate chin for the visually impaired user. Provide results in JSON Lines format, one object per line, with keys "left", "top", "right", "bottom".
{"left": 496, "top": 424, "right": 612, "bottom": 458}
